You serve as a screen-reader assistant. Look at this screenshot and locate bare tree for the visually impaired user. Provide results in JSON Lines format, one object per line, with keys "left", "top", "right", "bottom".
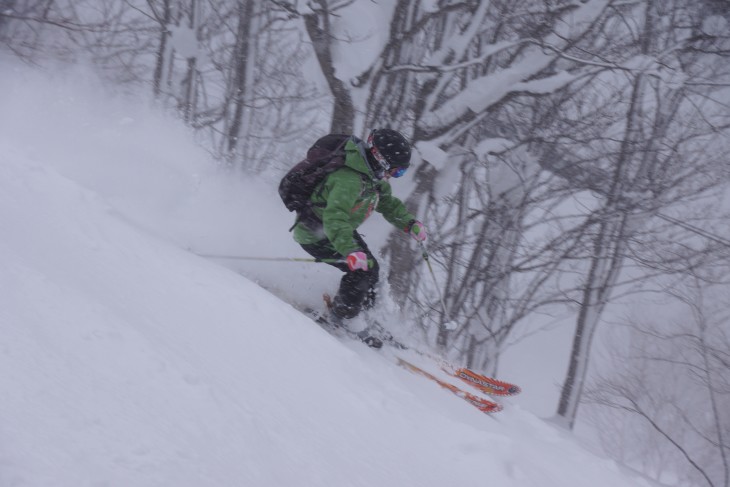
{"left": 300, "top": 0, "right": 355, "bottom": 133}
{"left": 150, "top": 0, "right": 173, "bottom": 97}
{"left": 549, "top": 0, "right": 730, "bottom": 428}
{"left": 586, "top": 278, "right": 730, "bottom": 487}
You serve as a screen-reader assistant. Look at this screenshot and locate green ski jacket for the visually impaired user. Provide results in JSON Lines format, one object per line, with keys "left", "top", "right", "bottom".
{"left": 292, "top": 138, "right": 415, "bottom": 256}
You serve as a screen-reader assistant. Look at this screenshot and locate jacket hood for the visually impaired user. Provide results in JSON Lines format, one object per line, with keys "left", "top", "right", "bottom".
{"left": 344, "top": 138, "right": 377, "bottom": 179}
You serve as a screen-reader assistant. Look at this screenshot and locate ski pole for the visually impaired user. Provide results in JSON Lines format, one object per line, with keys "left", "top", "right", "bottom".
{"left": 195, "top": 253, "right": 345, "bottom": 264}
{"left": 196, "top": 252, "right": 375, "bottom": 268}
{"left": 418, "top": 241, "right": 457, "bottom": 331}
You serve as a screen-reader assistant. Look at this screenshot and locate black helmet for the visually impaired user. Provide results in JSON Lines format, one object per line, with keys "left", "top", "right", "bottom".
{"left": 367, "top": 128, "right": 411, "bottom": 171}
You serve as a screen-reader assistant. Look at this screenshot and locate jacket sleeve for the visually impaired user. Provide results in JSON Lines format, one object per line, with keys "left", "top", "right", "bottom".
{"left": 321, "top": 169, "right": 364, "bottom": 256}
{"left": 376, "top": 181, "right": 416, "bottom": 231}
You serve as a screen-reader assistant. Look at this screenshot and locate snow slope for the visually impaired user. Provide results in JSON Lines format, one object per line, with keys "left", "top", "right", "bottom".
{"left": 0, "top": 64, "right": 659, "bottom": 486}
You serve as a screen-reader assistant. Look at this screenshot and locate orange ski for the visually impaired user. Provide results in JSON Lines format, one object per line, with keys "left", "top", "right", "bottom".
{"left": 446, "top": 367, "right": 522, "bottom": 397}
{"left": 397, "top": 358, "right": 502, "bottom": 414}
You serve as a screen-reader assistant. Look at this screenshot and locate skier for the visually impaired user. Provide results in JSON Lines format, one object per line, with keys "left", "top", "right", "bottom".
{"left": 289, "top": 128, "right": 427, "bottom": 342}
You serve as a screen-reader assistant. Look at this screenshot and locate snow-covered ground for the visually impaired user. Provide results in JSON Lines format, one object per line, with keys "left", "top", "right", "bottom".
{"left": 0, "top": 63, "right": 660, "bottom": 486}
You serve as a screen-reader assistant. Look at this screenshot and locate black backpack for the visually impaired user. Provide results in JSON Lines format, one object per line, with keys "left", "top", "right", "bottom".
{"left": 279, "top": 134, "right": 351, "bottom": 213}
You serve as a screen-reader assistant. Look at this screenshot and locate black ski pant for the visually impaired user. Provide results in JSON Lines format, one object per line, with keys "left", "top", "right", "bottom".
{"left": 299, "top": 232, "right": 379, "bottom": 319}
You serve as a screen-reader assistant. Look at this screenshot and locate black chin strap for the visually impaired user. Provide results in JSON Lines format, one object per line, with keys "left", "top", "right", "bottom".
{"left": 360, "top": 140, "right": 386, "bottom": 180}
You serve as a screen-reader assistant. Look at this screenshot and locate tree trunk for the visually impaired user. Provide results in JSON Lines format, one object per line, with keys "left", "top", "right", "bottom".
{"left": 302, "top": 4, "right": 354, "bottom": 134}
{"left": 556, "top": 211, "right": 630, "bottom": 428}
{"left": 152, "top": 0, "right": 172, "bottom": 98}
{"left": 227, "top": 0, "right": 256, "bottom": 155}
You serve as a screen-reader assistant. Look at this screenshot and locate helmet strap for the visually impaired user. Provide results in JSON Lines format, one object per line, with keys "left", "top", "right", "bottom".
{"left": 367, "top": 130, "right": 391, "bottom": 173}
{"left": 365, "top": 151, "right": 386, "bottom": 179}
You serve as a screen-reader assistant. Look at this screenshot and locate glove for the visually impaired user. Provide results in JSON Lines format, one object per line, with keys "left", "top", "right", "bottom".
{"left": 408, "top": 220, "right": 428, "bottom": 242}
{"left": 346, "top": 251, "right": 369, "bottom": 271}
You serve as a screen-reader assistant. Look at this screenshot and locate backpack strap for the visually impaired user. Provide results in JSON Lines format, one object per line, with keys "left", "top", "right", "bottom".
{"left": 288, "top": 136, "right": 351, "bottom": 232}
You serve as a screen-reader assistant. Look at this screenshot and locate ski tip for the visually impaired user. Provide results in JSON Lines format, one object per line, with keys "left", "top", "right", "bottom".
{"left": 481, "top": 402, "right": 503, "bottom": 414}
{"left": 461, "top": 392, "right": 503, "bottom": 413}
{"left": 454, "top": 368, "right": 522, "bottom": 396}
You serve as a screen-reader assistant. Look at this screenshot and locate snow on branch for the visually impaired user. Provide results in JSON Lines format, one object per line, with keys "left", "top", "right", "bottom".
{"left": 414, "top": 140, "right": 449, "bottom": 170}
{"left": 420, "top": 0, "right": 612, "bottom": 131}
{"left": 511, "top": 71, "right": 580, "bottom": 95}
{"left": 385, "top": 39, "right": 528, "bottom": 74}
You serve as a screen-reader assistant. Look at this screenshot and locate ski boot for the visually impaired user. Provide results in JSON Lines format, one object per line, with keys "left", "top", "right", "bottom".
{"left": 324, "top": 294, "right": 383, "bottom": 349}
{"left": 355, "top": 328, "right": 383, "bottom": 349}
